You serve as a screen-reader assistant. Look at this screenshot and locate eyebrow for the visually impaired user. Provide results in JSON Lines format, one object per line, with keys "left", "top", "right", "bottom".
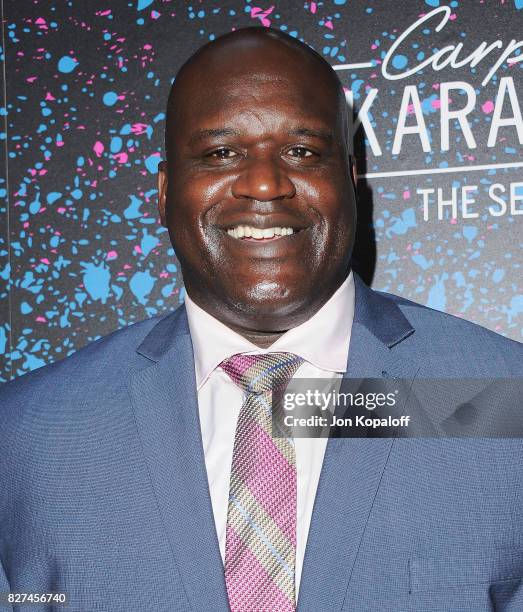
{"left": 186, "top": 126, "right": 335, "bottom": 146}
{"left": 287, "top": 127, "right": 334, "bottom": 144}
{"left": 187, "top": 128, "right": 240, "bottom": 146}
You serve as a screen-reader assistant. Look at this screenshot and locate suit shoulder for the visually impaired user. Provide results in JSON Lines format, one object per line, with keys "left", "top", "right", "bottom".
{"left": 377, "top": 289, "right": 522, "bottom": 373}
{"left": 0, "top": 309, "right": 176, "bottom": 415}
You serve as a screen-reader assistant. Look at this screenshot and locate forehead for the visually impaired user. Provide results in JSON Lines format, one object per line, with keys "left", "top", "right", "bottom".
{"left": 170, "top": 45, "right": 343, "bottom": 141}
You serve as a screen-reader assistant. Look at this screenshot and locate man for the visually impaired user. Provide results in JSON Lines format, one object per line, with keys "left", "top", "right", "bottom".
{"left": 1, "top": 28, "right": 522, "bottom": 612}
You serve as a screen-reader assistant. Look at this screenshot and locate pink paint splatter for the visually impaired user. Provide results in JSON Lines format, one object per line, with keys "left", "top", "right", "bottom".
{"left": 250, "top": 6, "right": 274, "bottom": 27}
{"left": 482, "top": 100, "right": 494, "bottom": 114}
{"left": 113, "top": 152, "right": 128, "bottom": 163}
{"left": 403, "top": 190, "right": 411, "bottom": 200}
{"left": 131, "top": 123, "right": 148, "bottom": 134}
{"left": 106, "top": 250, "right": 118, "bottom": 260}
{"left": 93, "top": 141, "right": 104, "bottom": 157}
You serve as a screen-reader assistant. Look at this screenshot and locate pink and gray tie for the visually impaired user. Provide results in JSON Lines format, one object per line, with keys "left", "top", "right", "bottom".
{"left": 221, "top": 352, "right": 304, "bottom": 612}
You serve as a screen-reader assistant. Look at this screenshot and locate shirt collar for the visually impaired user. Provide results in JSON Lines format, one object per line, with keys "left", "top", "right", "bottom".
{"left": 184, "top": 271, "right": 355, "bottom": 390}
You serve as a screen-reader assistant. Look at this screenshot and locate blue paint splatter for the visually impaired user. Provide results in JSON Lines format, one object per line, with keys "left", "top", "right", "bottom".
{"left": 506, "top": 295, "right": 523, "bottom": 324}
{"left": 392, "top": 55, "right": 408, "bottom": 70}
{"left": 492, "top": 269, "right": 505, "bottom": 283}
{"left": 0, "top": 327, "right": 7, "bottom": 355}
{"left": 130, "top": 270, "right": 155, "bottom": 304}
{"left": 412, "top": 254, "right": 432, "bottom": 270}
{"left": 103, "top": 91, "right": 118, "bottom": 106}
{"left": 29, "top": 193, "right": 41, "bottom": 214}
{"left": 23, "top": 354, "right": 46, "bottom": 371}
{"left": 46, "top": 191, "right": 62, "bottom": 205}
{"left": 81, "top": 262, "right": 111, "bottom": 303}
{"left": 57, "top": 56, "right": 79, "bottom": 73}
{"left": 137, "top": 0, "right": 154, "bottom": 10}
{"left": 140, "top": 229, "right": 160, "bottom": 257}
{"left": 463, "top": 226, "right": 478, "bottom": 243}
{"left": 427, "top": 274, "right": 448, "bottom": 312}
{"left": 145, "top": 153, "right": 160, "bottom": 174}
{"left": 20, "top": 302, "right": 33, "bottom": 314}
{"left": 386, "top": 208, "right": 416, "bottom": 237}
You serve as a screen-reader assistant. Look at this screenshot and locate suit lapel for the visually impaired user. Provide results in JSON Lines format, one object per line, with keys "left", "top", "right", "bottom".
{"left": 129, "top": 307, "right": 230, "bottom": 612}
{"left": 297, "top": 276, "right": 419, "bottom": 611}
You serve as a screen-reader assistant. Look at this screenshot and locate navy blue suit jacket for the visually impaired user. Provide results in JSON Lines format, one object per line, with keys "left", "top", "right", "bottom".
{"left": 1, "top": 274, "right": 522, "bottom": 611}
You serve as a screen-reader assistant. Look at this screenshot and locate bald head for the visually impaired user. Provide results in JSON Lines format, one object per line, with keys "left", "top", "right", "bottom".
{"left": 165, "top": 27, "right": 349, "bottom": 164}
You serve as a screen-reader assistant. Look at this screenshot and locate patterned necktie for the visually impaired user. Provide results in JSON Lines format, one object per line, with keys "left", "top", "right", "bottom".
{"left": 221, "top": 352, "right": 304, "bottom": 612}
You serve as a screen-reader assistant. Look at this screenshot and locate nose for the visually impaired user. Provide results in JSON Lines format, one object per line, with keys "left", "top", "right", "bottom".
{"left": 231, "top": 154, "right": 296, "bottom": 201}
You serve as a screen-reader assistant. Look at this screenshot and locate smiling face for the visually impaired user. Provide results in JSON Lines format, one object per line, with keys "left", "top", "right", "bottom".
{"left": 158, "top": 29, "right": 357, "bottom": 336}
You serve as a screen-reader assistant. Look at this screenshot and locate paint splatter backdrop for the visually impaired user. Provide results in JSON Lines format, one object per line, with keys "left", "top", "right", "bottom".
{"left": 1, "top": 0, "right": 522, "bottom": 381}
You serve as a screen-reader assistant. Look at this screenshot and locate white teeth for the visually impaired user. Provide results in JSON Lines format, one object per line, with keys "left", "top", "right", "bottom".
{"left": 226, "top": 226, "right": 296, "bottom": 239}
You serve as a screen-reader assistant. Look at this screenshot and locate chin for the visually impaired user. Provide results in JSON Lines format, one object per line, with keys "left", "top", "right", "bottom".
{"left": 228, "top": 281, "right": 311, "bottom": 327}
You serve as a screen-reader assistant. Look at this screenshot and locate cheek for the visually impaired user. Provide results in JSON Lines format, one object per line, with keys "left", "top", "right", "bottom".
{"left": 167, "top": 173, "right": 229, "bottom": 242}
{"left": 298, "top": 176, "right": 354, "bottom": 238}
{"left": 172, "top": 171, "right": 230, "bottom": 209}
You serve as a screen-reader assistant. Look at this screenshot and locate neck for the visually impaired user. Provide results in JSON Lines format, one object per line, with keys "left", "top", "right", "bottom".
{"left": 183, "top": 268, "right": 352, "bottom": 349}
{"left": 225, "top": 325, "right": 286, "bottom": 349}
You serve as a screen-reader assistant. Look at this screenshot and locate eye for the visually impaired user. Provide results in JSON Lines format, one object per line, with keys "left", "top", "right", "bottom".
{"left": 207, "top": 147, "right": 238, "bottom": 159}
{"left": 286, "top": 146, "right": 315, "bottom": 158}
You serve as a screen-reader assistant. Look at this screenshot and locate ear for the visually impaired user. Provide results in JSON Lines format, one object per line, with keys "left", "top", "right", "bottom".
{"left": 349, "top": 155, "right": 358, "bottom": 188}
{"left": 157, "top": 160, "right": 168, "bottom": 227}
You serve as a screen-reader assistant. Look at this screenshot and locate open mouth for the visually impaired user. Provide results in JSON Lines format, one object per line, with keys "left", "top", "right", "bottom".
{"left": 225, "top": 225, "right": 302, "bottom": 242}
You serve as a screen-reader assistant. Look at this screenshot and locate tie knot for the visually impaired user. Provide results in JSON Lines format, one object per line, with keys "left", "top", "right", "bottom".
{"left": 220, "top": 352, "right": 304, "bottom": 395}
